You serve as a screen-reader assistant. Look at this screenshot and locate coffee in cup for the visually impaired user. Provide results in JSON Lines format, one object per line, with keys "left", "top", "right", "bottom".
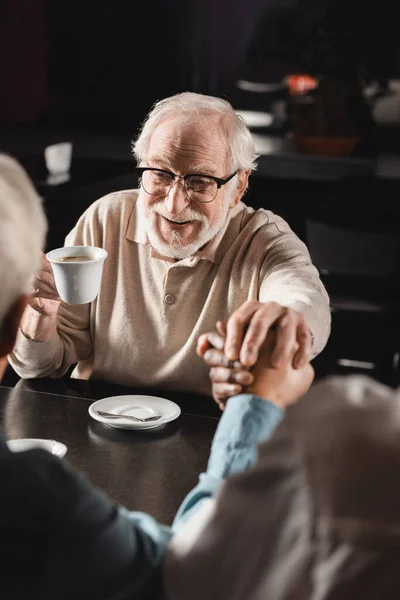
{"left": 54, "top": 256, "right": 93, "bottom": 263}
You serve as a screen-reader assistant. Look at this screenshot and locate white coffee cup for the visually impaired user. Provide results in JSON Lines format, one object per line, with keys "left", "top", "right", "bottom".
{"left": 46, "top": 245, "right": 108, "bottom": 305}
{"left": 44, "top": 142, "right": 73, "bottom": 175}
{"left": 7, "top": 438, "right": 68, "bottom": 457}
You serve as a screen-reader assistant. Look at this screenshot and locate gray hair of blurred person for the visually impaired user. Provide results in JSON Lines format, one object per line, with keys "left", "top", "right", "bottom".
{"left": 131, "top": 92, "right": 259, "bottom": 196}
{"left": 0, "top": 154, "right": 47, "bottom": 329}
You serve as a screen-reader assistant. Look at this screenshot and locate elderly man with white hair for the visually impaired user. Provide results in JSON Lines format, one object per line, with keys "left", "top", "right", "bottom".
{"left": 9, "top": 91, "right": 330, "bottom": 399}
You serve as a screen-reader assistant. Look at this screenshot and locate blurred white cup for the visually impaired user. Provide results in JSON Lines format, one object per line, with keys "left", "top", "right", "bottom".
{"left": 44, "top": 142, "right": 73, "bottom": 175}
{"left": 46, "top": 245, "right": 108, "bottom": 305}
{"left": 7, "top": 438, "right": 68, "bottom": 457}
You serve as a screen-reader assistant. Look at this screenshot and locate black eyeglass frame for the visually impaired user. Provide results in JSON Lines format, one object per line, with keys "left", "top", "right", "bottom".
{"left": 135, "top": 167, "right": 238, "bottom": 202}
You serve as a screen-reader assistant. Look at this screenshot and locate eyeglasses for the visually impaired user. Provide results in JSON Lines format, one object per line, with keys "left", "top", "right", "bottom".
{"left": 135, "top": 167, "right": 238, "bottom": 204}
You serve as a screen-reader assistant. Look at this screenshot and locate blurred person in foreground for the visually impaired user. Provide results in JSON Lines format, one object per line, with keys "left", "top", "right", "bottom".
{"left": 0, "top": 153, "right": 313, "bottom": 598}
{"left": 165, "top": 337, "right": 400, "bottom": 600}
{"left": 9, "top": 91, "right": 330, "bottom": 398}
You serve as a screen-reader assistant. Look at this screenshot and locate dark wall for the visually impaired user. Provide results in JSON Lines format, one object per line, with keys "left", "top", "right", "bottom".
{"left": 2, "top": 0, "right": 197, "bottom": 131}
{"left": 0, "top": 0, "right": 47, "bottom": 123}
{"left": 46, "top": 0, "right": 197, "bottom": 130}
{"left": 1, "top": 0, "right": 292, "bottom": 131}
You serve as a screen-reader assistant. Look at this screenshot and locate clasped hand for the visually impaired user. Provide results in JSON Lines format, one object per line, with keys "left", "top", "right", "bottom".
{"left": 197, "top": 301, "right": 314, "bottom": 410}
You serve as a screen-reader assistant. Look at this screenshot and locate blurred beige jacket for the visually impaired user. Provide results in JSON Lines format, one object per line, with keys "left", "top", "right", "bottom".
{"left": 10, "top": 190, "right": 330, "bottom": 395}
{"left": 165, "top": 375, "right": 400, "bottom": 599}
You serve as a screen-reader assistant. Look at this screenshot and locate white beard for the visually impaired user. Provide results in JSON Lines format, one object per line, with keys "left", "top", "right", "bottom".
{"left": 145, "top": 194, "right": 232, "bottom": 260}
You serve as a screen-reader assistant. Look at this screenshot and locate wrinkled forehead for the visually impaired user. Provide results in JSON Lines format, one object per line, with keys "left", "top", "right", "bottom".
{"left": 145, "top": 114, "right": 231, "bottom": 173}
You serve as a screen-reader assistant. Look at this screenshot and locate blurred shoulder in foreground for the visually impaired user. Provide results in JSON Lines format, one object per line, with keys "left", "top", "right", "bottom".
{"left": 165, "top": 374, "right": 400, "bottom": 600}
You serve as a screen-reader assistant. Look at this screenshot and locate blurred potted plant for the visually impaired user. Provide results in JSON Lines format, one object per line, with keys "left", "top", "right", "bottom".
{"left": 247, "top": 0, "right": 400, "bottom": 156}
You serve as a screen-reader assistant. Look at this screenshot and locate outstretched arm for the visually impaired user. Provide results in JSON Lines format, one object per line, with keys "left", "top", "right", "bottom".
{"left": 172, "top": 328, "right": 314, "bottom": 531}
{"left": 172, "top": 392, "right": 283, "bottom": 531}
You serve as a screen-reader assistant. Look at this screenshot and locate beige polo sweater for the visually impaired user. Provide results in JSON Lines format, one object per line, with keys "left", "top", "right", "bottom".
{"left": 10, "top": 190, "right": 330, "bottom": 396}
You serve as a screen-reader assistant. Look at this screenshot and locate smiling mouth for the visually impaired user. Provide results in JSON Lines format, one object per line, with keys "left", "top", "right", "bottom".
{"left": 163, "top": 216, "right": 192, "bottom": 225}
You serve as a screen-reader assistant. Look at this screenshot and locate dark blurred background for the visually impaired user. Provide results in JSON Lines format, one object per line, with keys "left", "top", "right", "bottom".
{"left": 1, "top": 0, "right": 286, "bottom": 131}
{"left": 2, "top": 0, "right": 400, "bottom": 385}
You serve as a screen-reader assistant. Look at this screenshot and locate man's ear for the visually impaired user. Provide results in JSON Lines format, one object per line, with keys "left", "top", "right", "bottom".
{"left": 229, "top": 169, "right": 251, "bottom": 208}
{"left": 0, "top": 294, "right": 28, "bottom": 358}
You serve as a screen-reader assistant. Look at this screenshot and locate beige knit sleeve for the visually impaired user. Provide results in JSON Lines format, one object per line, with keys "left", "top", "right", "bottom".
{"left": 9, "top": 302, "right": 91, "bottom": 379}
{"left": 258, "top": 218, "right": 331, "bottom": 357}
{"left": 9, "top": 205, "right": 98, "bottom": 379}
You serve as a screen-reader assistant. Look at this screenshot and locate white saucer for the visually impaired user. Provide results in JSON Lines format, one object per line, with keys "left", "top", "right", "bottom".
{"left": 7, "top": 438, "right": 68, "bottom": 457}
{"left": 88, "top": 395, "right": 181, "bottom": 430}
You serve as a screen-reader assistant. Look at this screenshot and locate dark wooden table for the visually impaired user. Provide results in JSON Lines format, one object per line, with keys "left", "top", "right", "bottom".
{"left": 0, "top": 375, "right": 220, "bottom": 525}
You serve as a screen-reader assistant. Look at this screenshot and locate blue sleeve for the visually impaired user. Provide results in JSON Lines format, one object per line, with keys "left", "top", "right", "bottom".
{"left": 172, "top": 394, "right": 283, "bottom": 530}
